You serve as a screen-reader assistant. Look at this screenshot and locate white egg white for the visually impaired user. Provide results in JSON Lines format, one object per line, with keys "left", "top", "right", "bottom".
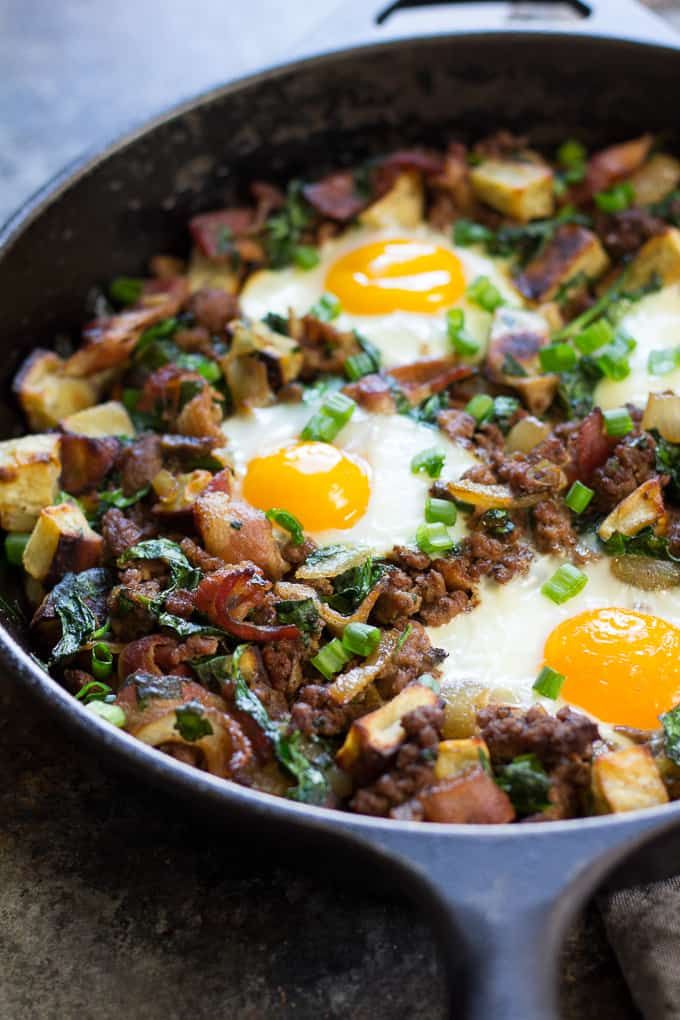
{"left": 430, "top": 554, "right": 680, "bottom": 728}
{"left": 222, "top": 403, "right": 477, "bottom": 554}
{"left": 595, "top": 283, "right": 680, "bottom": 409}
{"left": 240, "top": 223, "right": 524, "bottom": 369}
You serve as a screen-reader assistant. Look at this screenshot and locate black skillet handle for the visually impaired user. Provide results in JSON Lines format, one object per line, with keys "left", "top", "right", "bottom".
{"left": 293, "top": 0, "right": 674, "bottom": 55}
{"left": 333, "top": 814, "right": 677, "bottom": 1020}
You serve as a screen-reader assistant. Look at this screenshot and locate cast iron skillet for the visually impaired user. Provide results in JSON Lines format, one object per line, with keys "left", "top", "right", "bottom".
{"left": 2, "top": 1, "right": 680, "bottom": 1015}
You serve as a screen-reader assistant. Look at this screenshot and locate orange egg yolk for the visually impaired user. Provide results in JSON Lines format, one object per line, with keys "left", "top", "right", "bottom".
{"left": 543, "top": 607, "right": 680, "bottom": 729}
{"left": 324, "top": 238, "right": 466, "bottom": 315}
{"left": 242, "top": 441, "right": 371, "bottom": 532}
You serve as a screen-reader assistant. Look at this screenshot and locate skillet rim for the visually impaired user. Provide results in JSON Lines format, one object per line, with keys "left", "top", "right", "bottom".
{"left": 3, "top": 27, "right": 680, "bottom": 841}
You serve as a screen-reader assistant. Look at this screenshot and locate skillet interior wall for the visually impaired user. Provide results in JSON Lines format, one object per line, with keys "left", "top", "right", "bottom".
{"left": 0, "top": 32, "right": 678, "bottom": 637}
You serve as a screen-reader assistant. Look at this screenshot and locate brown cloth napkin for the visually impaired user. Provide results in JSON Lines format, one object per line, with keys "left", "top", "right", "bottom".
{"left": 602, "top": 879, "right": 680, "bottom": 1018}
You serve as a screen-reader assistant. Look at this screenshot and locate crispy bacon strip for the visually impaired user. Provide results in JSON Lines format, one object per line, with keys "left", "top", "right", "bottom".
{"left": 303, "top": 171, "right": 367, "bottom": 222}
{"left": 571, "top": 135, "right": 653, "bottom": 205}
{"left": 574, "top": 407, "right": 617, "bottom": 481}
{"left": 195, "top": 565, "right": 300, "bottom": 642}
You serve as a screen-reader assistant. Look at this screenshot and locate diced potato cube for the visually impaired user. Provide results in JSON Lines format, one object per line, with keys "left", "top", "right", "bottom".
{"left": 626, "top": 227, "right": 680, "bottom": 289}
{"left": 22, "top": 502, "right": 103, "bottom": 583}
{"left": 61, "top": 400, "right": 135, "bottom": 438}
{"left": 486, "top": 306, "right": 558, "bottom": 415}
{"left": 592, "top": 746, "right": 669, "bottom": 814}
{"left": 420, "top": 767, "right": 516, "bottom": 824}
{"left": 434, "top": 737, "right": 490, "bottom": 781}
{"left": 337, "top": 683, "right": 439, "bottom": 773}
{"left": 598, "top": 478, "right": 666, "bottom": 541}
{"left": 187, "top": 250, "right": 238, "bottom": 294}
{"left": 628, "top": 153, "right": 680, "bottom": 206}
{"left": 515, "top": 225, "right": 609, "bottom": 303}
{"left": 0, "top": 434, "right": 61, "bottom": 531}
{"left": 359, "top": 171, "right": 424, "bottom": 229}
{"left": 13, "top": 350, "right": 98, "bottom": 430}
{"left": 470, "top": 158, "right": 554, "bottom": 222}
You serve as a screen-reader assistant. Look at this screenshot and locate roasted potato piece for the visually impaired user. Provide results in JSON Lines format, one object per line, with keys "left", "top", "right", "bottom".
{"left": 0, "top": 434, "right": 61, "bottom": 531}
{"left": 485, "top": 306, "right": 558, "bottom": 415}
{"left": 60, "top": 400, "right": 135, "bottom": 438}
{"left": 627, "top": 153, "right": 680, "bottom": 206}
{"left": 515, "top": 225, "right": 609, "bottom": 303}
{"left": 221, "top": 319, "right": 303, "bottom": 410}
{"left": 359, "top": 171, "right": 424, "bottom": 229}
{"left": 59, "top": 434, "right": 120, "bottom": 495}
{"left": 642, "top": 391, "right": 680, "bottom": 444}
{"left": 470, "top": 157, "right": 554, "bottom": 221}
{"left": 598, "top": 478, "right": 666, "bottom": 542}
{"left": 337, "top": 683, "right": 439, "bottom": 774}
{"left": 592, "top": 746, "right": 669, "bottom": 813}
{"left": 626, "top": 226, "right": 680, "bottom": 289}
{"left": 14, "top": 349, "right": 98, "bottom": 430}
{"left": 434, "top": 737, "right": 490, "bottom": 781}
{"left": 420, "top": 766, "right": 516, "bottom": 823}
{"left": 22, "top": 502, "right": 103, "bottom": 583}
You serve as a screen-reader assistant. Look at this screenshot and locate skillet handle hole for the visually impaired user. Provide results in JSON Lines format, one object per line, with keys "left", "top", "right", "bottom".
{"left": 375, "top": 0, "right": 591, "bottom": 28}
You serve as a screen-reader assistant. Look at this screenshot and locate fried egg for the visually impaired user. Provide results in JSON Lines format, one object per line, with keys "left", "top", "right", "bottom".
{"left": 595, "top": 283, "right": 680, "bottom": 409}
{"left": 240, "top": 224, "right": 522, "bottom": 368}
{"left": 431, "top": 555, "right": 680, "bottom": 732}
{"left": 222, "top": 403, "right": 477, "bottom": 552}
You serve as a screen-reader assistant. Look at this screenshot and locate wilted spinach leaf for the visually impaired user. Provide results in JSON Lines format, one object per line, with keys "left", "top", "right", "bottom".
{"left": 661, "top": 704, "right": 680, "bottom": 766}
{"left": 495, "top": 753, "right": 552, "bottom": 816}
{"left": 276, "top": 598, "right": 320, "bottom": 640}
{"left": 118, "top": 539, "right": 201, "bottom": 590}
{"left": 51, "top": 569, "right": 112, "bottom": 662}
{"left": 191, "top": 654, "right": 233, "bottom": 687}
{"left": 326, "top": 558, "right": 384, "bottom": 614}
{"left": 157, "top": 612, "right": 226, "bottom": 639}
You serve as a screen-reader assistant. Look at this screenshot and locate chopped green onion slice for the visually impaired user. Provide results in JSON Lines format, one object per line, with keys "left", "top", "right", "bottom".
{"left": 594, "top": 182, "right": 635, "bottom": 213}
{"left": 574, "top": 319, "right": 614, "bottom": 354}
{"left": 85, "top": 700, "right": 126, "bottom": 728}
{"left": 411, "top": 448, "right": 445, "bottom": 479}
{"left": 564, "top": 480, "right": 594, "bottom": 514}
{"left": 541, "top": 563, "right": 588, "bottom": 604}
{"left": 91, "top": 642, "right": 113, "bottom": 681}
{"left": 539, "top": 342, "right": 577, "bottom": 373}
{"left": 109, "top": 276, "right": 144, "bottom": 306}
{"left": 75, "top": 680, "right": 113, "bottom": 704}
{"left": 446, "top": 308, "right": 480, "bottom": 357}
{"left": 301, "top": 391, "right": 356, "bottom": 442}
{"left": 648, "top": 346, "right": 680, "bottom": 376}
{"left": 425, "top": 497, "right": 457, "bottom": 526}
{"left": 453, "top": 219, "right": 494, "bottom": 247}
{"left": 293, "top": 245, "right": 320, "bottom": 270}
{"left": 596, "top": 344, "right": 632, "bottom": 381}
{"left": 533, "top": 665, "right": 566, "bottom": 700}
{"left": 603, "top": 407, "right": 634, "bottom": 438}
{"left": 416, "top": 522, "right": 455, "bottom": 556}
{"left": 344, "top": 351, "right": 376, "bottom": 380}
{"left": 310, "top": 292, "right": 341, "bottom": 321}
{"left": 311, "top": 638, "right": 351, "bottom": 680}
{"left": 266, "top": 508, "right": 305, "bottom": 546}
{"left": 466, "top": 275, "right": 504, "bottom": 313}
{"left": 176, "top": 352, "right": 222, "bottom": 382}
{"left": 417, "top": 672, "right": 441, "bottom": 693}
{"left": 465, "top": 393, "right": 494, "bottom": 423}
{"left": 342, "top": 622, "right": 381, "bottom": 657}
{"left": 4, "top": 532, "right": 30, "bottom": 566}
{"left": 557, "top": 139, "right": 587, "bottom": 168}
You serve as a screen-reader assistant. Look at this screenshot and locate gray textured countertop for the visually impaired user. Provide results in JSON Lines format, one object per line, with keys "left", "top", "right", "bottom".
{"left": 1, "top": 2, "right": 679, "bottom": 1017}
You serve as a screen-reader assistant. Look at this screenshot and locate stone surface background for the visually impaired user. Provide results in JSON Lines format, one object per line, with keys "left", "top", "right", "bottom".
{"left": 2, "top": 1, "right": 679, "bottom": 1016}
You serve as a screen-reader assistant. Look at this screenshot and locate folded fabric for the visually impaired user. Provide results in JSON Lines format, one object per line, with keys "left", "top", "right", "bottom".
{"left": 602, "top": 878, "right": 680, "bottom": 1019}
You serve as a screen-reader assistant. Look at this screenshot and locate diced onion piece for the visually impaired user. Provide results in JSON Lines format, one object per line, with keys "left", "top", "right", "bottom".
{"left": 598, "top": 478, "right": 666, "bottom": 541}
{"left": 327, "top": 630, "right": 401, "bottom": 705}
{"left": 295, "top": 544, "right": 375, "bottom": 581}
{"left": 446, "top": 478, "right": 545, "bottom": 509}
{"left": 641, "top": 391, "right": 680, "bottom": 443}
{"left": 505, "top": 416, "right": 550, "bottom": 454}
{"left": 610, "top": 554, "right": 680, "bottom": 590}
